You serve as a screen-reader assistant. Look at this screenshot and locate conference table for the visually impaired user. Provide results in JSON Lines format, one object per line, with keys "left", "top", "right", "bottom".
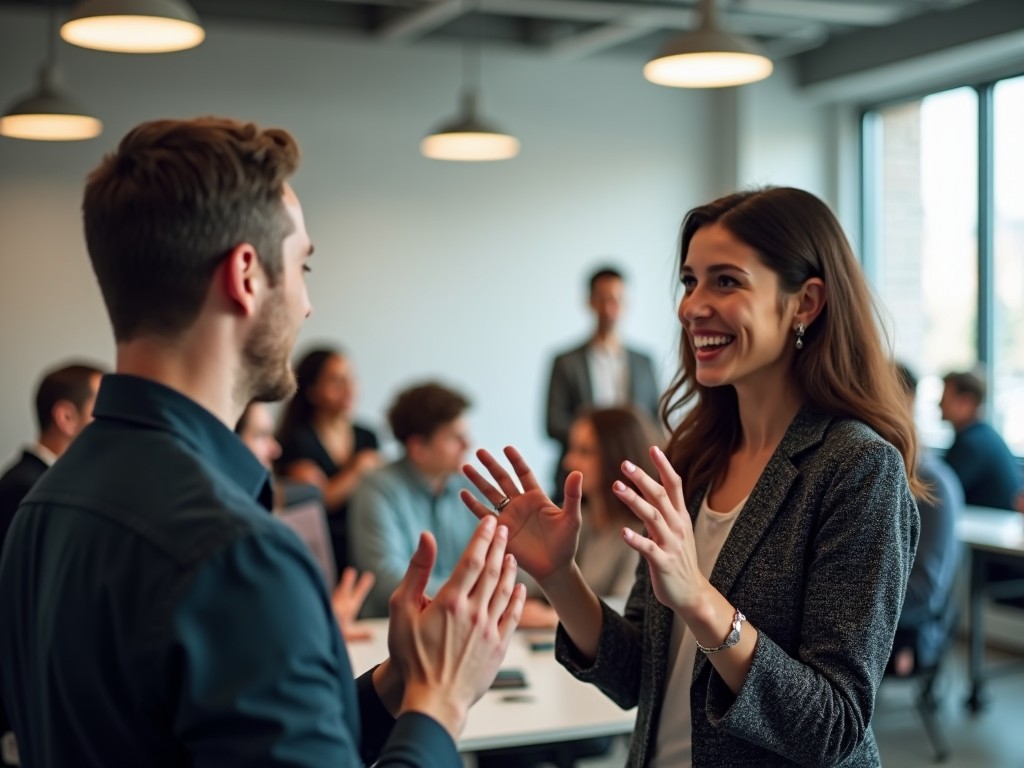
{"left": 957, "top": 506, "right": 1024, "bottom": 712}
{"left": 345, "top": 619, "right": 637, "bottom": 752}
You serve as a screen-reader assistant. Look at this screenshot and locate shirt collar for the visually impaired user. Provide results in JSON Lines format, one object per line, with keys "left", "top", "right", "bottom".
{"left": 396, "top": 456, "right": 462, "bottom": 498}
{"left": 28, "top": 442, "right": 58, "bottom": 467}
{"left": 92, "top": 374, "right": 273, "bottom": 510}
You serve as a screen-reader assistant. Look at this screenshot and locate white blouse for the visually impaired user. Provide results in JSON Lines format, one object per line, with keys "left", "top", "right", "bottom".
{"left": 650, "top": 492, "right": 746, "bottom": 768}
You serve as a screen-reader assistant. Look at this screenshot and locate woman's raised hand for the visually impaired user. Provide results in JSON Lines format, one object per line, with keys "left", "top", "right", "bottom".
{"left": 614, "top": 445, "right": 710, "bottom": 615}
{"left": 461, "top": 446, "right": 582, "bottom": 585}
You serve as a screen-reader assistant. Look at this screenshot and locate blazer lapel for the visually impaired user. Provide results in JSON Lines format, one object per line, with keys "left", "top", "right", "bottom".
{"left": 573, "top": 346, "right": 594, "bottom": 405}
{"left": 691, "top": 407, "right": 832, "bottom": 680}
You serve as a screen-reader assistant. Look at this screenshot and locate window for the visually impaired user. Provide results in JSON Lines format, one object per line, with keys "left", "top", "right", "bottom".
{"left": 992, "top": 75, "right": 1024, "bottom": 454}
{"left": 863, "top": 74, "right": 1024, "bottom": 456}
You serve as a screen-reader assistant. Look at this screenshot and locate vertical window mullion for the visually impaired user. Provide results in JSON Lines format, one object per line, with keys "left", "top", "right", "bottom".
{"left": 860, "top": 110, "right": 882, "bottom": 282}
{"left": 977, "top": 83, "right": 995, "bottom": 372}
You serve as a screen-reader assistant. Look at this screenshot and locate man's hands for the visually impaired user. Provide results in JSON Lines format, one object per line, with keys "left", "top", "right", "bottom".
{"left": 384, "top": 516, "right": 525, "bottom": 739}
{"left": 330, "top": 567, "right": 375, "bottom": 641}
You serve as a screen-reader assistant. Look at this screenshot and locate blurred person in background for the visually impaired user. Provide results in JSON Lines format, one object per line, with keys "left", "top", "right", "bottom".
{"left": 277, "top": 347, "right": 381, "bottom": 573}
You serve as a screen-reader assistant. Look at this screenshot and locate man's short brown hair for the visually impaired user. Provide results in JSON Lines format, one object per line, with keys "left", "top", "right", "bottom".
{"left": 35, "top": 362, "right": 105, "bottom": 433}
{"left": 83, "top": 117, "right": 300, "bottom": 342}
{"left": 388, "top": 383, "right": 470, "bottom": 445}
{"left": 943, "top": 370, "right": 986, "bottom": 405}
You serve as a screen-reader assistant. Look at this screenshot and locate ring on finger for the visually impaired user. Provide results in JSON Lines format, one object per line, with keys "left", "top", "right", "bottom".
{"left": 494, "top": 497, "right": 511, "bottom": 512}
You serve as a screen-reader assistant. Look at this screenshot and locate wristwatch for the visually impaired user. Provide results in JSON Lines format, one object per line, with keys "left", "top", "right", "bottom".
{"left": 696, "top": 608, "right": 746, "bottom": 655}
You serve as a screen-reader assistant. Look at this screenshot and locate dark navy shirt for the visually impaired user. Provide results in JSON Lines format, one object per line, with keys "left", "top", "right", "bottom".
{"left": 0, "top": 374, "right": 458, "bottom": 767}
{"left": 944, "top": 420, "right": 1021, "bottom": 510}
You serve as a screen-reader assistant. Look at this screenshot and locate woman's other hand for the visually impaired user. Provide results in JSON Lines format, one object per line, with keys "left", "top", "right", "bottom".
{"left": 461, "top": 446, "right": 582, "bottom": 587}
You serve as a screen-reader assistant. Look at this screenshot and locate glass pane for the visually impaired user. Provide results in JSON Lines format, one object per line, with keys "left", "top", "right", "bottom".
{"left": 992, "top": 75, "right": 1024, "bottom": 456}
{"left": 867, "top": 87, "right": 978, "bottom": 447}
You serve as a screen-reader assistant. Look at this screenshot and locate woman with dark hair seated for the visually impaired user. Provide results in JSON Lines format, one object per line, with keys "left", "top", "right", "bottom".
{"left": 276, "top": 347, "right": 380, "bottom": 574}
{"left": 563, "top": 406, "right": 662, "bottom": 599}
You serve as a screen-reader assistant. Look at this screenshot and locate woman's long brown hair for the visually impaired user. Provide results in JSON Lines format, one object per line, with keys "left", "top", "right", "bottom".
{"left": 660, "top": 187, "right": 921, "bottom": 497}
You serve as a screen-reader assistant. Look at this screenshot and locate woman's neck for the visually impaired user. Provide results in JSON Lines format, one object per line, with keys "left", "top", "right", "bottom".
{"left": 733, "top": 374, "right": 803, "bottom": 455}
{"left": 587, "top": 495, "right": 611, "bottom": 531}
{"left": 313, "top": 411, "right": 351, "bottom": 434}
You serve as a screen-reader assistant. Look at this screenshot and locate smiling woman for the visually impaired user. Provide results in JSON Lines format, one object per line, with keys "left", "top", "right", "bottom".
{"left": 462, "top": 186, "right": 921, "bottom": 768}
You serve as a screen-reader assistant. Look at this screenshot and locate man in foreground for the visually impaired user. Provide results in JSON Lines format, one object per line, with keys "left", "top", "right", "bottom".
{"left": 0, "top": 117, "right": 524, "bottom": 766}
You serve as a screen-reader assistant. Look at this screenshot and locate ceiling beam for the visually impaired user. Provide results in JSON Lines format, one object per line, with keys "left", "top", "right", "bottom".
{"left": 795, "top": 0, "right": 1024, "bottom": 87}
{"left": 548, "top": 19, "right": 659, "bottom": 59}
{"left": 376, "top": 0, "right": 466, "bottom": 41}
{"left": 735, "top": 0, "right": 904, "bottom": 26}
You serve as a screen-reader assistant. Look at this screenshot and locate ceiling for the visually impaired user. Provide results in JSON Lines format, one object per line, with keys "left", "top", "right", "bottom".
{"left": 0, "top": 0, "right": 984, "bottom": 64}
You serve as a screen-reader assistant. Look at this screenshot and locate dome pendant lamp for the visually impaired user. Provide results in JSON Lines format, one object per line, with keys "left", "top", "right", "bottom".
{"left": 0, "top": 0, "right": 102, "bottom": 141}
{"left": 61, "top": 0, "right": 205, "bottom": 54}
{"left": 420, "top": 0, "right": 519, "bottom": 162}
{"left": 643, "top": 0, "right": 773, "bottom": 88}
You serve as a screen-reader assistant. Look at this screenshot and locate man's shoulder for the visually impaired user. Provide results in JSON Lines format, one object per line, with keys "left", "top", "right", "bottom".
{"left": 624, "top": 343, "right": 654, "bottom": 360}
{"left": 23, "top": 424, "right": 280, "bottom": 569}
{"left": 552, "top": 343, "right": 589, "bottom": 364}
{"left": 963, "top": 420, "right": 1012, "bottom": 449}
{"left": 355, "top": 459, "right": 419, "bottom": 503}
{"left": 0, "top": 451, "right": 46, "bottom": 494}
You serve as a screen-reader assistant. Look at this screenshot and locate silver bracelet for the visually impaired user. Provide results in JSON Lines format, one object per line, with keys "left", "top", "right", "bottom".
{"left": 696, "top": 608, "right": 746, "bottom": 655}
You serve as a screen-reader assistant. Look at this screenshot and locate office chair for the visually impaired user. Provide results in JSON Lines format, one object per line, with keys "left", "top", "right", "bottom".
{"left": 885, "top": 599, "right": 959, "bottom": 763}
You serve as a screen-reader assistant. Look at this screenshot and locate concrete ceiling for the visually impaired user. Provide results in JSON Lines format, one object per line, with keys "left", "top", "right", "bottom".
{"left": 0, "top": 0, "right": 985, "bottom": 63}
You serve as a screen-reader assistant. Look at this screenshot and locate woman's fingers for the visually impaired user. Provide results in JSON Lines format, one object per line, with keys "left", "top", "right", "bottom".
{"left": 649, "top": 446, "right": 687, "bottom": 515}
{"left": 503, "top": 446, "right": 542, "bottom": 492}
{"left": 620, "top": 457, "right": 687, "bottom": 535}
{"left": 612, "top": 479, "right": 673, "bottom": 545}
{"left": 463, "top": 463, "right": 509, "bottom": 510}
{"left": 460, "top": 488, "right": 498, "bottom": 521}
{"left": 475, "top": 448, "right": 522, "bottom": 499}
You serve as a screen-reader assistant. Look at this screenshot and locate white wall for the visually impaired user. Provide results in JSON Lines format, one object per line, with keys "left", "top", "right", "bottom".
{"left": 0, "top": 9, "right": 719, "bottom": 483}
{"left": 736, "top": 59, "right": 830, "bottom": 201}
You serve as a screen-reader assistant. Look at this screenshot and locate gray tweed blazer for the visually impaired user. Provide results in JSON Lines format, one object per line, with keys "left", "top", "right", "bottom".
{"left": 556, "top": 407, "right": 920, "bottom": 767}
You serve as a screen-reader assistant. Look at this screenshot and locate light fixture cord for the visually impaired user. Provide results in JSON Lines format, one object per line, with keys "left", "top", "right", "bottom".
{"left": 700, "top": 0, "right": 717, "bottom": 31}
{"left": 46, "top": 0, "right": 57, "bottom": 67}
{"left": 460, "top": 0, "right": 482, "bottom": 104}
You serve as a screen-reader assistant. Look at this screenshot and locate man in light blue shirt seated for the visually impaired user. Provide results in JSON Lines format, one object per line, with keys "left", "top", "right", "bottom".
{"left": 350, "top": 383, "right": 480, "bottom": 617}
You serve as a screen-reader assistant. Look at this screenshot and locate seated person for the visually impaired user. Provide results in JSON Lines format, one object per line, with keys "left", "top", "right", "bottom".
{"left": 276, "top": 347, "right": 381, "bottom": 573}
{"left": 349, "top": 382, "right": 554, "bottom": 625}
{"left": 349, "top": 382, "right": 481, "bottom": 617}
{"left": 237, "top": 400, "right": 376, "bottom": 642}
{"left": 563, "top": 407, "right": 661, "bottom": 598}
{"left": 940, "top": 370, "right": 1020, "bottom": 510}
{"left": 941, "top": 369, "right": 1023, "bottom": 609}
{"left": 0, "top": 361, "right": 104, "bottom": 548}
{"left": 891, "top": 364, "right": 963, "bottom": 675}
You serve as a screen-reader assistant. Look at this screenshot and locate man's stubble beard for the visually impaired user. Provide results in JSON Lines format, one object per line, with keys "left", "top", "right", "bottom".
{"left": 238, "top": 287, "right": 298, "bottom": 405}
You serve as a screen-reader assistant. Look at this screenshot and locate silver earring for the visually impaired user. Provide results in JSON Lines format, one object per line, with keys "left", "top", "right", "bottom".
{"left": 795, "top": 323, "right": 806, "bottom": 350}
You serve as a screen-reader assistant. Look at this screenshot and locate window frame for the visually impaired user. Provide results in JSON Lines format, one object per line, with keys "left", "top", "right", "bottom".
{"left": 860, "top": 71, "right": 1024, "bottom": 458}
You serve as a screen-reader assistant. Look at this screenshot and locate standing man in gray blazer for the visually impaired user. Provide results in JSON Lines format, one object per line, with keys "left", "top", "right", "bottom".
{"left": 545, "top": 266, "right": 660, "bottom": 498}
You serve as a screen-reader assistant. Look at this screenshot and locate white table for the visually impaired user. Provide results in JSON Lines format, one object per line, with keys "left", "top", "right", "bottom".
{"left": 346, "top": 620, "right": 637, "bottom": 752}
{"left": 956, "top": 506, "right": 1024, "bottom": 711}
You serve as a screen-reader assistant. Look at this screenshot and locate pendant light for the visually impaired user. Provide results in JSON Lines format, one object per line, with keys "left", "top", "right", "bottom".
{"left": 420, "top": 0, "right": 519, "bottom": 162}
{"left": 0, "top": 0, "right": 102, "bottom": 141}
{"left": 61, "top": 0, "right": 205, "bottom": 54}
{"left": 643, "top": 0, "right": 773, "bottom": 88}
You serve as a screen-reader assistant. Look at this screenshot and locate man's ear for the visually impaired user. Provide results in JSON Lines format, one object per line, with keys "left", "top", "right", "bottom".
{"left": 50, "top": 400, "right": 79, "bottom": 438}
{"left": 222, "top": 243, "right": 262, "bottom": 318}
{"left": 794, "top": 277, "right": 826, "bottom": 330}
{"left": 405, "top": 435, "right": 424, "bottom": 464}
